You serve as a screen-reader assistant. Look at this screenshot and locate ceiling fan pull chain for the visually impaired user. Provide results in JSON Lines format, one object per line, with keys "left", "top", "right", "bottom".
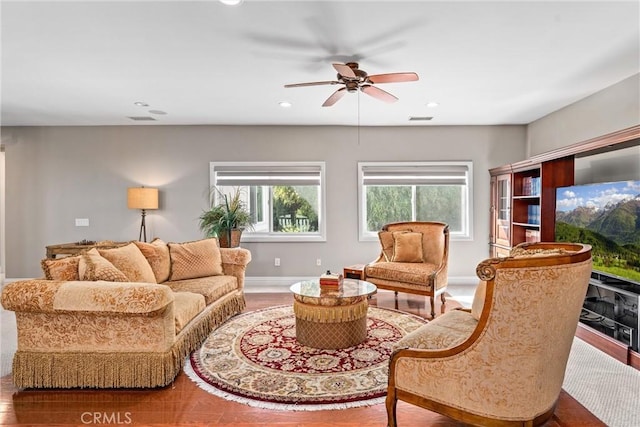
{"left": 357, "top": 91, "right": 361, "bottom": 146}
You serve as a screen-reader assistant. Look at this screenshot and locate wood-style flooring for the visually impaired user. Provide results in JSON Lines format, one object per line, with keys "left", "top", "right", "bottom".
{"left": 0, "top": 291, "right": 605, "bottom": 426}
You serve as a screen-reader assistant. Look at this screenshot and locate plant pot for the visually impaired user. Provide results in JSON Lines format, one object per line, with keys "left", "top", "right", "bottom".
{"left": 218, "top": 229, "right": 243, "bottom": 248}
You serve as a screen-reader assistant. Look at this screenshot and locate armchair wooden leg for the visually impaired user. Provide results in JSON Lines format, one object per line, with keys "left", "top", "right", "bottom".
{"left": 429, "top": 296, "right": 436, "bottom": 318}
{"left": 385, "top": 387, "right": 398, "bottom": 427}
{"left": 440, "top": 292, "right": 446, "bottom": 303}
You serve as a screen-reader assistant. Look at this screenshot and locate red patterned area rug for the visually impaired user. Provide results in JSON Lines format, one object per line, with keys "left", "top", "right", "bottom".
{"left": 185, "top": 305, "right": 427, "bottom": 411}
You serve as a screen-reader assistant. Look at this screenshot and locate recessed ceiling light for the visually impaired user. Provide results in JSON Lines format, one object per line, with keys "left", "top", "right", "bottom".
{"left": 279, "top": 101, "right": 292, "bottom": 108}
{"left": 134, "top": 101, "right": 149, "bottom": 107}
{"left": 148, "top": 110, "right": 167, "bottom": 115}
{"left": 128, "top": 116, "right": 156, "bottom": 121}
{"left": 219, "top": 0, "right": 243, "bottom": 5}
{"left": 426, "top": 102, "right": 439, "bottom": 108}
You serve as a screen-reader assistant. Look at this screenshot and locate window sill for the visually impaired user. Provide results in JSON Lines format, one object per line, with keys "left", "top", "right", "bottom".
{"left": 242, "top": 234, "right": 326, "bottom": 243}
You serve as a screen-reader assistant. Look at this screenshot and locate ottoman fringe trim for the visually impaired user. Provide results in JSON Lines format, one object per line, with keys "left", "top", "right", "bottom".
{"left": 293, "top": 299, "right": 368, "bottom": 323}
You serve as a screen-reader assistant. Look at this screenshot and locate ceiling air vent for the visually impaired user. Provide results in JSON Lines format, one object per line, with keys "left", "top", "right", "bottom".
{"left": 408, "top": 116, "right": 433, "bottom": 121}
{"left": 127, "top": 116, "right": 156, "bottom": 121}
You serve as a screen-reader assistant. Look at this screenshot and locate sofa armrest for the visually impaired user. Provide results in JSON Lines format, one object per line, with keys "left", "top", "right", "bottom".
{"left": 220, "top": 247, "right": 251, "bottom": 289}
{"left": 220, "top": 247, "right": 251, "bottom": 266}
{"left": 2, "top": 280, "right": 177, "bottom": 354}
{"left": 2, "top": 279, "right": 174, "bottom": 314}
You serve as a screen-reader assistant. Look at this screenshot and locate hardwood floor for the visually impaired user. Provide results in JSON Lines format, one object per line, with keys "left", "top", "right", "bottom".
{"left": 0, "top": 291, "right": 605, "bottom": 426}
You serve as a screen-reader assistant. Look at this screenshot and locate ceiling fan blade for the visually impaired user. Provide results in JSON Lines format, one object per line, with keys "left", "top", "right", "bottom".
{"left": 332, "top": 63, "right": 356, "bottom": 78}
{"left": 322, "top": 87, "right": 347, "bottom": 107}
{"left": 361, "top": 85, "right": 398, "bottom": 103}
{"left": 285, "top": 80, "right": 339, "bottom": 88}
{"left": 367, "top": 72, "right": 419, "bottom": 84}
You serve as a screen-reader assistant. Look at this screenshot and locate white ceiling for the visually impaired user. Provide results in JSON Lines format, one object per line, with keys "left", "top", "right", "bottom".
{"left": 2, "top": 0, "right": 639, "bottom": 127}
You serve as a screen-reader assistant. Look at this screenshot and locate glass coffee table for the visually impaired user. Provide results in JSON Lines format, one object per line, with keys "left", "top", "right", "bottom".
{"left": 289, "top": 278, "right": 377, "bottom": 349}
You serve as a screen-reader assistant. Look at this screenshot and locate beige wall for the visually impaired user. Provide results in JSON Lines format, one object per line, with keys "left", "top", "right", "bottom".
{"left": 4, "top": 125, "right": 525, "bottom": 279}
{"left": 527, "top": 73, "right": 640, "bottom": 157}
{"left": 5, "top": 72, "right": 640, "bottom": 280}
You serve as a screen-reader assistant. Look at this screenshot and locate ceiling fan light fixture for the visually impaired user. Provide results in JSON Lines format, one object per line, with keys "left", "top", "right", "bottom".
{"left": 219, "top": 0, "right": 243, "bottom": 5}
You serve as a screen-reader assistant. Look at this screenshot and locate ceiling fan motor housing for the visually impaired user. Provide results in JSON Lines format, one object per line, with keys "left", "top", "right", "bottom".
{"left": 345, "top": 81, "right": 359, "bottom": 92}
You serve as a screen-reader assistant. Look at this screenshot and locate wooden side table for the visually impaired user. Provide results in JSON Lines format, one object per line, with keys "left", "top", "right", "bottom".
{"left": 343, "top": 264, "right": 366, "bottom": 280}
{"left": 46, "top": 241, "right": 127, "bottom": 259}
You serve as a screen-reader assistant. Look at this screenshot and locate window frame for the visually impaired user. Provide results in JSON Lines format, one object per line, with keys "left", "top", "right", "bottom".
{"left": 357, "top": 161, "right": 473, "bottom": 241}
{"left": 210, "top": 161, "right": 326, "bottom": 243}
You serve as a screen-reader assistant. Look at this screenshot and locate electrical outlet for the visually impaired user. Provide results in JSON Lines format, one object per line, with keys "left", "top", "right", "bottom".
{"left": 274, "top": 257, "right": 280, "bottom": 267}
{"left": 75, "top": 218, "right": 89, "bottom": 227}
{"left": 316, "top": 258, "right": 321, "bottom": 266}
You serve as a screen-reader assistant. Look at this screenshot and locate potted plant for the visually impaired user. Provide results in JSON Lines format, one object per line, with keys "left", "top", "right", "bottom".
{"left": 199, "top": 187, "right": 253, "bottom": 248}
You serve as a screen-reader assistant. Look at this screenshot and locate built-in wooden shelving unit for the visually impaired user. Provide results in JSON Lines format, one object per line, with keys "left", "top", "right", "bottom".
{"left": 489, "top": 124, "right": 640, "bottom": 367}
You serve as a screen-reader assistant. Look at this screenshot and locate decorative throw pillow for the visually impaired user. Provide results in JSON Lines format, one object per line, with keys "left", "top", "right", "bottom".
{"left": 41, "top": 256, "right": 81, "bottom": 280}
{"left": 98, "top": 242, "right": 157, "bottom": 283}
{"left": 79, "top": 248, "right": 128, "bottom": 282}
{"left": 471, "top": 280, "right": 487, "bottom": 321}
{"left": 392, "top": 231, "right": 424, "bottom": 263}
{"left": 168, "top": 238, "right": 223, "bottom": 281}
{"left": 378, "top": 231, "right": 395, "bottom": 261}
{"left": 135, "top": 238, "right": 171, "bottom": 283}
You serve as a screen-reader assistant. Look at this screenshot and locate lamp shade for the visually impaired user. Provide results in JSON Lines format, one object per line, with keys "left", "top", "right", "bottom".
{"left": 127, "top": 187, "right": 158, "bottom": 210}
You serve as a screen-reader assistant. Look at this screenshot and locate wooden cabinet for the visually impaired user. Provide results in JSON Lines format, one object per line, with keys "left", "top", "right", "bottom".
{"left": 46, "top": 241, "right": 126, "bottom": 258}
{"left": 511, "top": 165, "right": 541, "bottom": 245}
{"left": 343, "top": 264, "right": 365, "bottom": 280}
{"left": 489, "top": 172, "right": 511, "bottom": 257}
{"left": 489, "top": 125, "right": 640, "bottom": 366}
{"left": 489, "top": 157, "right": 574, "bottom": 255}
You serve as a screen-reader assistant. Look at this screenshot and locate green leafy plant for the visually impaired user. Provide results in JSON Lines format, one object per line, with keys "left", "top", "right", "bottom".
{"left": 199, "top": 187, "right": 253, "bottom": 246}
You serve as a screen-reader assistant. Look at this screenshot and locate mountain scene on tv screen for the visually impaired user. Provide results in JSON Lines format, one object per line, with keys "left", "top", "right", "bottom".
{"left": 555, "top": 180, "right": 640, "bottom": 283}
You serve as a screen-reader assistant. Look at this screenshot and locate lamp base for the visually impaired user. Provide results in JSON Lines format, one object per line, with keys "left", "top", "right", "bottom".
{"left": 139, "top": 209, "right": 148, "bottom": 242}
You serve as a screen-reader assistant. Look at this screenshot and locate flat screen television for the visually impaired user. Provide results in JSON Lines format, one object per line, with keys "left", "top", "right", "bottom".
{"left": 555, "top": 180, "right": 640, "bottom": 286}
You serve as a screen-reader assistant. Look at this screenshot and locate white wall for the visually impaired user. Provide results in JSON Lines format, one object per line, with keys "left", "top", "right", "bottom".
{"left": 527, "top": 73, "right": 640, "bottom": 157}
{"left": 0, "top": 148, "right": 4, "bottom": 283}
{"left": 574, "top": 145, "right": 640, "bottom": 184}
{"left": 4, "top": 124, "right": 526, "bottom": 279}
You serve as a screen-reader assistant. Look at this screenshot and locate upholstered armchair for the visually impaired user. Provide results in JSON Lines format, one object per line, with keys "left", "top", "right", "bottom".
{"left": 364, "top": 221, "right": 449, "bottom": 318}
{"left": 386, "top": 242, "right": 592, "bottom": 427}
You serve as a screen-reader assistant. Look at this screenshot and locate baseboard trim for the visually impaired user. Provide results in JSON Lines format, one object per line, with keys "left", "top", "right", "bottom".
{"left": 244, "top": 276, "right": 313, "bottom": 293}
{"left": 244, "top": 276, "right": 478, "bottom": 293}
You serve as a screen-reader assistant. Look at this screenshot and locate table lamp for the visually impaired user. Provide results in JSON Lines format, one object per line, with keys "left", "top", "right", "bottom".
{"left": 127, "top": 187, "right": 158, "bottom": 242}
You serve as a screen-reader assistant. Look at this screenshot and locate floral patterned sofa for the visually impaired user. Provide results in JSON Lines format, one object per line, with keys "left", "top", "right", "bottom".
{"left": 1, "top": 238, "right": 251, "bottom": 389}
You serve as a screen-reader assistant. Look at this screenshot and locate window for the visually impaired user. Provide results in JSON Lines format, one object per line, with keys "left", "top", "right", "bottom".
{"left": 210, "top": 162, "right": 326, "bottom": 242}
{"left": 358, "top": 161, "right": 473, "bottom": 240}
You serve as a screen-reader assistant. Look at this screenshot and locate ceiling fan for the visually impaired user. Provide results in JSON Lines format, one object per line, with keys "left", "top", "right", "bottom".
{"left": 284, "top": 62, "right": 419, "bottom": 107}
